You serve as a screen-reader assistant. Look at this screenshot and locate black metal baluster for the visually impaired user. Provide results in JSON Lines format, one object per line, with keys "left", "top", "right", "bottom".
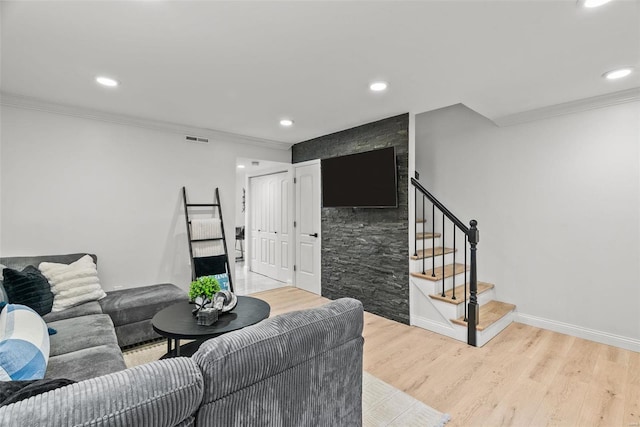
{"left": 422, "top": 195, "right": 426, "bottom": 274}
{"left": 452, "top": 226, "right": 456, "bottom": 300}
{"left": 441, "top": 213, "right": 445, "bottom": 297}
{"left": 431, "top": 203, "right": 435, "bottom": 277}
{"left": 413, "top": 187, "right": 418, "bottom": 257}
{"left": 464, "top": 239, "right": 468, "bottom": 321}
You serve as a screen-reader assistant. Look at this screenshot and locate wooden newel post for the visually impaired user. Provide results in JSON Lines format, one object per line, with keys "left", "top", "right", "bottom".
{"left": 467, "top": 219, "right": 479, "bottom": 347}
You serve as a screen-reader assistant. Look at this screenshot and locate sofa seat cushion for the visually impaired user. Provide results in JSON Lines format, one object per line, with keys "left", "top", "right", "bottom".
{"left": 99, "top": 284, "right": 187, "bottom": 327}
{"left": 41, "top": 301, "right": 103, "bottom": 323}
{"left": 47, "top": 314, "right": 118, "bottom": 357}
{"left": 46, "top": 344, "right": 125, "bottom": 381}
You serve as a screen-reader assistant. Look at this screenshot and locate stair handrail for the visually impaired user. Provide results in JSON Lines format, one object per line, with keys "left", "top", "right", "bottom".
{"left": 411, "top": 177, "right": 479, "bottom": 347}
{"left": 411, "top": 178, "right": 469, "bottom": 234}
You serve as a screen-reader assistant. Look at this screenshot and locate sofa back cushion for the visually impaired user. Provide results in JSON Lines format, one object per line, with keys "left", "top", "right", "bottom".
{"left": 0, "top": 254, "right": 97, "bottom": 297}
{"left": 0, "top": 254, "right": 97, "bottom": 274}
{"left": 192, "top": 297, "right": 364, "bottom": 426}
{"left": 0, "top": 304, "right": 50, "bottom": 381}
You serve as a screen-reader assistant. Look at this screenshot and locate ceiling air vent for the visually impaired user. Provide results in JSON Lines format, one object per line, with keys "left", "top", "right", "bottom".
{"left": 185, "top": 135, "right": 209, "bottom": 144}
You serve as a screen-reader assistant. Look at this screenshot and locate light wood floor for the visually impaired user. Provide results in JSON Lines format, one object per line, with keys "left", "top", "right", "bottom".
{"left": 251, "top": 286, "right": 640, "bottom": 427}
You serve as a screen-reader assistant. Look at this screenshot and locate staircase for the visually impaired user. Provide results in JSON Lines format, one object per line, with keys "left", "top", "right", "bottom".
{"left": 410, "top": 178, "right": 516, "bottom": 347}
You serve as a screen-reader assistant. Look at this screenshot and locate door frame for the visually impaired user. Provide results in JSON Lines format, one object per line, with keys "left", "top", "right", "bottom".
{"left": 293, "top": 159, "right": 321, "bottom": 295}
{"left": 245, "top": 166, "right": 295, "bottom": 284}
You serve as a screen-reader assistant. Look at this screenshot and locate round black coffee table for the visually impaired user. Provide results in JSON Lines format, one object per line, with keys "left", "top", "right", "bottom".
{"left": 152, "top": 296, "right": 270, "bottom": 358}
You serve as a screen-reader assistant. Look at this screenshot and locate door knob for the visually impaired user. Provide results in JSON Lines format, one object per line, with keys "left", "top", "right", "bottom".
{"left": 308, "top": 233, "right": 318, "bottom": 238}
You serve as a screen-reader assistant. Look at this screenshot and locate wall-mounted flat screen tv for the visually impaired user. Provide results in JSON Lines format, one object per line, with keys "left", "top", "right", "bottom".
{"left": 321, "top": 147, "right": 397, "bottom": 208}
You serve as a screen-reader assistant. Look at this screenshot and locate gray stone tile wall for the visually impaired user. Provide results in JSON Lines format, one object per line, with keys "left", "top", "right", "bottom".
{"left": 292, "top": 114, "right": 409, "bottom": 324}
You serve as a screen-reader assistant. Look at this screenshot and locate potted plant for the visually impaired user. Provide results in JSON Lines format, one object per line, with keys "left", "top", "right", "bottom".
{"left": 189, "top": 276, "right": 221, "bottom": 314}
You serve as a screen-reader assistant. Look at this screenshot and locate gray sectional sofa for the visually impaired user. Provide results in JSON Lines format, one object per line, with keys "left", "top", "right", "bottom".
{"left": 0, "top": 294, "right": 364, "bottom": 426}
{"left": 0, "top": 253, "right": 188, "bottom": 380}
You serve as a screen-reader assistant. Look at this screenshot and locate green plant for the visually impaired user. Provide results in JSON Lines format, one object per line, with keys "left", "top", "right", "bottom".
{"left": 189, "top": 276, "right": 221, "bottom": 304}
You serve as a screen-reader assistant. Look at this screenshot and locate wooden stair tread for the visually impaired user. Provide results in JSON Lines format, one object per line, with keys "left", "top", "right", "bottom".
{"left": 416, "top": 232, "right": 441, "bottom": 239}
{"left": 411, "top": 263, "right": 468, "bottom": 281}
{"left": 429, "top": 282, "right": 494, "bottom": 305}
{"left": 451, "top": 300, "right": 516, "bottom": 331}
{"left": 410, "top": 247, "right": 455, "bottom": 260}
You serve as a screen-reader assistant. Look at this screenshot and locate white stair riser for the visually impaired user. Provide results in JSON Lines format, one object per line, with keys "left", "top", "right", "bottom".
{"left": 410, "top": 271, "right": 470, "bottom": 293}
{"left": 477, "top": 311, "right": 516, "bottom": 347}
{"left": 410, "top": 252, "right": 457, "bottom": 271}
{"left": 413, "top": 237, "right": 442, "bottom": 250}
{"left": 429, "top": 287, "right": 496, "bottom": 319}
{"left": 411, "top": 278, "right": 515, "bottom": 347}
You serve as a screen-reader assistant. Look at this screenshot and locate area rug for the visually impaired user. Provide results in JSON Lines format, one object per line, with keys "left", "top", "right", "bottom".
{"left": 123, "top": 342, "right": 450, "bottom": 427}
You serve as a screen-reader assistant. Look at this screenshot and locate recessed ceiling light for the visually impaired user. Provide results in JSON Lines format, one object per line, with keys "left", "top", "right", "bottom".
{"left": 280, "top": 119, "right": 294, "bottom": 127}
{"left": 602, "top": 67, "right": 633, "bottom": 80}
{"left": 580, "top": 0, "right": 612, "bottom": 8}
{"left": 369, "top": 81, "right": 388, "bottom": 92}
{"left": 237, "top": 164, "right": 245, "bottom": 169}
{"left": 96, "top": 76, "right": 119, "bottom": 87}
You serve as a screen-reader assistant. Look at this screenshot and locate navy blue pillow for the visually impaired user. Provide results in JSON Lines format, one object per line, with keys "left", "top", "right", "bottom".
{"left": 0, "top": 378, "right": 75, "bottom": 407}
{"left": 2, "top": 266, "right": 54, "bottom": 316}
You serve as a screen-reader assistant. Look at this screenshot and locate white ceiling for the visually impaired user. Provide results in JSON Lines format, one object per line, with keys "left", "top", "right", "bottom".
{"left": 2, "top": 1, "right": 638, "bottom": 145}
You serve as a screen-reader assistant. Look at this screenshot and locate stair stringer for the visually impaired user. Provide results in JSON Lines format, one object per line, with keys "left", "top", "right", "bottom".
{"left": 410, "top": 275, "right": 516, "bottom": 346}
{"left": 410, "top": 276, "right": 467, "bottom": 343}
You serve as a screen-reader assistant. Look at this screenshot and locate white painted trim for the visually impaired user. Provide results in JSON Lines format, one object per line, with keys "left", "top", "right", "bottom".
{"left": 412, "top": 315, "right": 466, "bottom": 343}
{"left": 292, "top": 158, "right": 321, "bottom": 167}
{"left": 0, "top": 91, "right": 293, "bottom": 151}
{"left": 515, "top": 312, "right": 640, "bottom": 353}
{"left": 493, "top": 87, "right": 640, "bottom": 127}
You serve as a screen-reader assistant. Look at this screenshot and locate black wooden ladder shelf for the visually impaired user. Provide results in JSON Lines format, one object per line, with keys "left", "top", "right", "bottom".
{"left": 182, "top": 186, "right": 234, "bottom": 292}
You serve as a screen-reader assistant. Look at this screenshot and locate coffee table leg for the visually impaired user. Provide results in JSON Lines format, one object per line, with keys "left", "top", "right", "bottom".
{"left": 167, "top": 338, "right": 172, "bottom": 354}
{"left": 175, "top": 339, "right": 181, "bottom": 357}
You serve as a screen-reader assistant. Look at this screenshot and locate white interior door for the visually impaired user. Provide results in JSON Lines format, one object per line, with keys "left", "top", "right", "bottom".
{"left": 276, "top": 172, "right": 293, "bottom": 282}
{"left": 249, "top": 177, "right": 260, "bottom": 273}
{"left": 295, "top": 162, "right": 321, "bottom": 295}
{"left": 249, "top": 171, "right": 292, "bottom": 283}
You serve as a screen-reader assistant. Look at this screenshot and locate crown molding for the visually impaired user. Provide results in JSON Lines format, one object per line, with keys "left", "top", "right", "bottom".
{"left": 0, "top": 92, "right": 293, "bottom": 151}
{"left": 493, "top": 87, "right": 640, "bottom": 127}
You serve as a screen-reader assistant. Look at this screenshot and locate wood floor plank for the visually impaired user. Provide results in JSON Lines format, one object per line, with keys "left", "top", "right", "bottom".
{"left": 250, "top": 286, "right": 636, "bottom": 426}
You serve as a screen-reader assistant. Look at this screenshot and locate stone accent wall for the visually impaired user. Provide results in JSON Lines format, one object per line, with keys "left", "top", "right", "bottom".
{"left": 292, "top": 114, "right": 409, "bottom": 324}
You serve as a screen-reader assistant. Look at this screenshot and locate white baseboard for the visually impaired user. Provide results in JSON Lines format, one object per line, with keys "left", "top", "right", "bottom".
{"left": 515, "top": 312, "right": 640, "bottom": 353}
{"left": 411, "top": 315, "right": 467, "bottom": 343}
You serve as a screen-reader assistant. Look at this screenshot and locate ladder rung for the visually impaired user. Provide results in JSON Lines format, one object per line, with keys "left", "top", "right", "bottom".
{"left": 186, "top": 203, "right": 219, "bottom": 207}
{"left": 190, "top": 238, "right": 224, "bottom": 242}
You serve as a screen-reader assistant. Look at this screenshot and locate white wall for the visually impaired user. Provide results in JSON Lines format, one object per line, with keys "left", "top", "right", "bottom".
{"left": 416, "top": 101, "right": 640, "bottom": 344}
{"left": 0, "top": 106, "right": 290, "bottom": 291}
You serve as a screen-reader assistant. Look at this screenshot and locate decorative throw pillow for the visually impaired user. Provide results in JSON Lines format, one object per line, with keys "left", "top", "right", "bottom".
{"left": 0, "top": 378, "right": 75, "bottom": 407}
{"left": 2, "top": 266, "right": 54, "bottom": 316}
{"left": 38, "top": 255, "right": 106, "bottom": 312}
{"left": 213, "top": 273, "right": 230, "bottom": 291}
{"left": 0, "top": 264, "right": 7, "bottom": 303}
{"left": 0, "top": 304, "right": 50, "bottom": 381}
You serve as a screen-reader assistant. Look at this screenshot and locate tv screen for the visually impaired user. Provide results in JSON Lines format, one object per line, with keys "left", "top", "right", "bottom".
{"left": 321, "top": 147, "right": 397, "bottom": 208}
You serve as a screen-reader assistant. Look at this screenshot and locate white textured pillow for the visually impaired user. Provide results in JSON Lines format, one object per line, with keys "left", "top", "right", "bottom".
{"left": 38, "top": 255, "right": 106, "bottom": 312}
